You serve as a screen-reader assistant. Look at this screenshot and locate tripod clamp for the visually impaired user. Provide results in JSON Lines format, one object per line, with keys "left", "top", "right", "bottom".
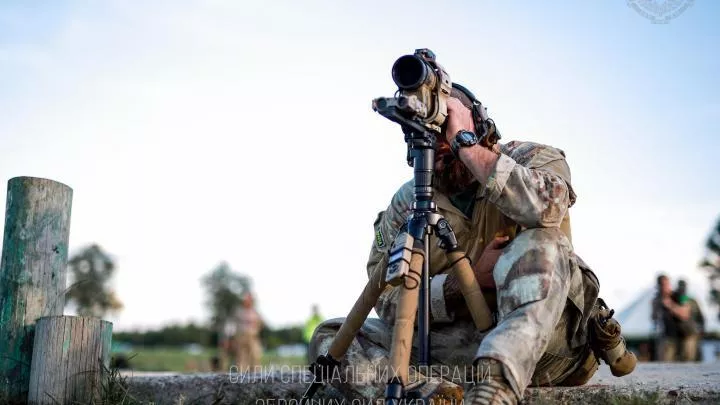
{"left": 386, "top": 211, "right": 459, "bottom": 286}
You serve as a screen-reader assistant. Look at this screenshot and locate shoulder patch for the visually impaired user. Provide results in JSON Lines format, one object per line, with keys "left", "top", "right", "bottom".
{"left": 375, "top": 228, "right": 386, "bottom": 248}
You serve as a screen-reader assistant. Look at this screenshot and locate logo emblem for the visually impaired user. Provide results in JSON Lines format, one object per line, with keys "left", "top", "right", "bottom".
{"left": 627, "top": 0, "right": 694, "bottom": 24}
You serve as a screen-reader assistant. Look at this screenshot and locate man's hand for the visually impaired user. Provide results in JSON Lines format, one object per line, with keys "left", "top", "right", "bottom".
{"left": 473, "top": 236, "right": 511, "bottom": 289}
{"left": 662, "top": 297, "right": 691, "bottom": 321}
{"left": 445, "top": 97, "right": 475, "bottom": 144}
{"left": 442, "top": 236, "right": 509, "bottom": 318}
{"left": 444, "top": 97, "right": 500, "bottom": 183}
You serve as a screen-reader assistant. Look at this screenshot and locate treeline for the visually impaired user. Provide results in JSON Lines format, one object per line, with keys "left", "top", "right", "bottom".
{"left": 113, "top": 322, "right": 304, "bottom": 351}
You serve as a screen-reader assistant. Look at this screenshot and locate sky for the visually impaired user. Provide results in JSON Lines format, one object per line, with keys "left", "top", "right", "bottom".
{"left": 1, "top": 0, "right": 718, "bottom": 332}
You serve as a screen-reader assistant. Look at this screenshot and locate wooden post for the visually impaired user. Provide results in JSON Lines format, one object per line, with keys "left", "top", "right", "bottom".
{"left": 0, "top": 177, "right": 73, "bottom": 403}
{"left": 27, "top": 316, "right": 112, "bottom": 405}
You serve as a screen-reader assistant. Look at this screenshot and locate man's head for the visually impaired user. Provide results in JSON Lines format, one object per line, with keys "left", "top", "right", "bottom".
{"left": 677, "top": 279, "right": 688, "bottom": 295}
{"left": 657, "top": 274, "right": 672, "bottom": 296}
{"left": 242, "top": 292, "right": 254, "bottom": 308}
{"left": 433, "top": 85, "right": 479, "bottom": 195}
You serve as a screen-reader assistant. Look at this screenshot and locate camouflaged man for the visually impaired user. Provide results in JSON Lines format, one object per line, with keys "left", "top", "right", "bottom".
{"left": 309, "top": 86, "right": 634, "bottom": 404}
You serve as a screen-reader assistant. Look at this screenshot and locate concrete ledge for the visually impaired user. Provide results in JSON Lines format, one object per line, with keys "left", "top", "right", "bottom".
{"left": 122, "top": 363, "right": 720, "bottom": 405}
{"left": 525, "top": 362, "right": 720, "bottom": 404}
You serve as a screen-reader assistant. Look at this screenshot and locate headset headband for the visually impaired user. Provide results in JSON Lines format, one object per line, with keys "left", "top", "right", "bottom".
{"left": 451, "top": 82, "right": 479, "bottom": 105}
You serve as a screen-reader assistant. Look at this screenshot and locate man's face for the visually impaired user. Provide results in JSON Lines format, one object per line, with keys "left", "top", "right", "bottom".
{"left": 660, "top": 278, "right": 672, "bottom": 295}
{"left": 433, "top": 93, "right": 477, "bottom": 195}
{"left": 677, "top": 282, "right": 687, "bottom": 295}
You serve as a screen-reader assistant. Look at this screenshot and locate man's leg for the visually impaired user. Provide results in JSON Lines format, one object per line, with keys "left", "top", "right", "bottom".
{"left": 682, "top": 335, "right": 699, "bottom": 362}
{"left": 236, "top": 335, "right": 250, "bottom": 370}
{"left": 308, "top": 316, "right": 482, "bottom": 400}
{"left": 309, "top": 317, "right": 396, "bottom": 400}
{"left": 467, "top": 227, "right": 576, "bottom": 403}
{"left": 256, "top": 336, "right": 264, "bottom": 367}
{"left": 661, "top": 337, "right": 677, "bottom": 362}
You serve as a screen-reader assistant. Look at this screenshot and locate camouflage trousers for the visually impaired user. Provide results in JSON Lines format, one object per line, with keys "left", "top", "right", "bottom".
{"left": 308, "top": 228, "right": 588, "bottom": 401}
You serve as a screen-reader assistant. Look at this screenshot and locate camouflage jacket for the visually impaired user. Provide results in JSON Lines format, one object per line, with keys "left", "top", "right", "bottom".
{"left": 367, "top": 140, "right": 596, "bottom": 349}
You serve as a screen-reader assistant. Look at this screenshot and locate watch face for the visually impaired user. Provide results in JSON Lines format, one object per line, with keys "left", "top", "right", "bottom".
{"left": 459, "top": 131, "right": 477, "bottom": 145}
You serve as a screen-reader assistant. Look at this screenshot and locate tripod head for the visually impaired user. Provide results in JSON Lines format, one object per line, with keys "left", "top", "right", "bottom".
{"left": 372, "top": 95, "right": 438, "bottom": 209}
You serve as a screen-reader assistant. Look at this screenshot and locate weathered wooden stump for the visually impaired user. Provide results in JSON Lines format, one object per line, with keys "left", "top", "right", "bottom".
{"left": 27, "top": 316, "right": 113, "bottom": 405}
{"left": 0, "top": 177, "right": 73, "bottom": 404}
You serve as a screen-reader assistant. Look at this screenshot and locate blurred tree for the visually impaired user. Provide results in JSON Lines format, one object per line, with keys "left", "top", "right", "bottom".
{"left": 112, "top": 322, "right": 304, "bottom": 349}
{"left": 260, "top": 325, "right": 303, "bottom": 350}
{"left": 701, "top": 216, "right": 720, "bottom": 314}
{"left": 114, "top": 322, "right": 212, "bottom": 346}
{"left": 65, "top": 244, "right": 124, "bottom": 318}
{"left": 201, "top": 262, "right": 252, "bottom": 341}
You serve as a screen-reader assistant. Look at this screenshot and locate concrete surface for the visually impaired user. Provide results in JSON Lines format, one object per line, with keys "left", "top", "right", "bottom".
{"left": 527, "top": 362, "right": 720, "bottom": 404}
{"left": 121, "top": 362, "right": 720, "bottom": 404}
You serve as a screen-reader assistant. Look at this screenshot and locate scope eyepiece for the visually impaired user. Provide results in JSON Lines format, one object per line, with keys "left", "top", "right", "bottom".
{"left": 392, "top": 55, "right": 429, "bottom": 90}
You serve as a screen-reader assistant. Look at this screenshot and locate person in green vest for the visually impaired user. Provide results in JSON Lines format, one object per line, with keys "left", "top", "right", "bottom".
{"left": 673, "top": 279, "right": 705, "bottom": 361}
{"left": 304, "top": 305, "right": 323, "bottom": 347}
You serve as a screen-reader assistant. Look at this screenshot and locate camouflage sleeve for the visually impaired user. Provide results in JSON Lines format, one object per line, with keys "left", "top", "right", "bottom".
{"left": 366, "top": 183, "right": 412, "bottom": 326}
{"left": 366, "top": 182, "right": 452, "bottom": 325}
{"left": 481, "top": 143, "right": 576, "bottom": 229}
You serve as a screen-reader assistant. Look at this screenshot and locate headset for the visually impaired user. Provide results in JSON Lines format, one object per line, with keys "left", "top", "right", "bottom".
{"left": 451, "top": 82, "right": 501, "bottom": 145}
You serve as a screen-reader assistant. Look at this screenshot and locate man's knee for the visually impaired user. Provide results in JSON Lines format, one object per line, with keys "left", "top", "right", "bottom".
{"left": 307, "top": 317, "right": 346, "bottom": 360}
{"left": 493, "top": 227, "right": 572, "bottom": 317}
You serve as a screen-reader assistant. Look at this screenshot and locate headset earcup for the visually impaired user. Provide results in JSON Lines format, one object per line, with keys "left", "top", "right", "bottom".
{"left": 472, "top": 105, "right": 487, "bottom": 139}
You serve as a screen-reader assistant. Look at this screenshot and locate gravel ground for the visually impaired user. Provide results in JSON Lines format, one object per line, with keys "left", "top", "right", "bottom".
{"left": 122, "top": 362, "right": 720, "bottom": 404}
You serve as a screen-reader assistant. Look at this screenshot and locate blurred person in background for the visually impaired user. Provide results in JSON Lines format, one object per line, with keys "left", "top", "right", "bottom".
{"left": 673, "top": 279, "right": 705, "bottom": 362}
{"left": 303, "top": 304, "right": 324, "bottom": 350}
{"left": 652, "top": 274, "right": 691, "bottom": 361}
{"left": 651, "top": 274, "right": 677, "bottom": 361}
{"left": 231, "top": 292, "right": 263, "bottom": 369}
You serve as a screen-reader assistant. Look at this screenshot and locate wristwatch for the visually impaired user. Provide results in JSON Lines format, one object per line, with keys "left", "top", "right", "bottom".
{"left": 450, "top": 130, "right": 478, "bottom": 158}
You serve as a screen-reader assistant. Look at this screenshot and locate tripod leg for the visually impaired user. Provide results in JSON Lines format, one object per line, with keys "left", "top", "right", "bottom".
{"left": 387, "top": 246, "right": 424, "bottom": 388}
{"left": 327, "top": 261, "right": 388, "bottom": 359}
{"left": 418, "top": 233, "right": 431, "bottom": 366}
{"left": 301, "top": 260, "right": 389, "bottom": 404}
{"left": 447, "top": 250, "right": 493, "bottom": 331}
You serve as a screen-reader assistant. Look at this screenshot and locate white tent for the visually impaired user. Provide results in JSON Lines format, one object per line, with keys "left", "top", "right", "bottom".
{"left": 615, "top": 280, "right": 720, "bottom": 340}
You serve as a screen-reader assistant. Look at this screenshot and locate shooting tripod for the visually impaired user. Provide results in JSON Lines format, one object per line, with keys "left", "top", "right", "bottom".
{"left": 301, "top": 99, "right": 494, "bottom": 405}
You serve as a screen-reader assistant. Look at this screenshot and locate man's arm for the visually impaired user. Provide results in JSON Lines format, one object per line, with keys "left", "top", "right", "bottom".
{"left": 369, "top": 237, "right": 496, "bottom": 326}
{"left": 368, "top": 183, "right": 495, "bottom": 325}
{"left": 368, "top": 188, "right": 450, "bottom": 325}
{"left": 663, "top": 296, "right": 691, "bottom": 321}
{"left": 445, "top": 98, "right": 573, "bottom": 229}
{"left": 457, "top": 145, "right": 571, "bottom": 228}
{"left": 367, "top": 183, "right": 413, "bottom": 326}
{"left": 651, "top": 297, "right": 659, "bottom": 322}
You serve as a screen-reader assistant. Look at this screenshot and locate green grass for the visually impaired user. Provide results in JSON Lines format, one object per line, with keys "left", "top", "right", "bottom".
{"left": 114, "top": 346, "right": 306, "bottom": 373}
{"left": 87, "top": 348, "right": 309, "bottom": 404}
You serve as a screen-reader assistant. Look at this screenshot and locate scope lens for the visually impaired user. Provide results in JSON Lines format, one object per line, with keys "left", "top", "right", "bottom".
{"left": 392, "top": 55, "right": 427, "bottom": 90}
